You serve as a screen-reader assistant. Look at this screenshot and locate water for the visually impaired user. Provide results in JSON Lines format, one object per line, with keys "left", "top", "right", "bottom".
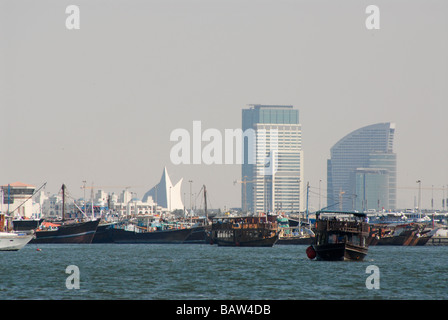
{"left": 1, "top": 244, "right": 447, "bottom": 300}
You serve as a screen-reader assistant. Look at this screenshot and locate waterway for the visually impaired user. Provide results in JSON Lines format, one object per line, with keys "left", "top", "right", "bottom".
{"left": 1, "top": 244, "right": 447, "bottom": 300}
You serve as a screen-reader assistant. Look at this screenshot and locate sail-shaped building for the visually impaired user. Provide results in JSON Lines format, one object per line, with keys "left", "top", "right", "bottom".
{"left": 142, "top": 167, "right": 184, "bottom": 211}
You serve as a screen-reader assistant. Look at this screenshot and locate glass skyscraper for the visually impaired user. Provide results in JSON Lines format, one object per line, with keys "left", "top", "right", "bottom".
{"left": 242, "top": 105, "right": 304, "bottom": 214}
{"left": 354, "top": 168, "right": 389, "bottom": 211}
{"left": 327, "top": 122, "right": 396, "bottom": 211}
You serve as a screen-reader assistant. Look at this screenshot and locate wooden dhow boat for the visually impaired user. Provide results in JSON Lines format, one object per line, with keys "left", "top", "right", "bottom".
{"left": 307, "top": 211, "right": 369, "bottom": 261}
{"left": 209, "top": 215, "right": 278, "bottom": 247}
{"left": 31, "top": 184, "right": 100, "bottom": 244}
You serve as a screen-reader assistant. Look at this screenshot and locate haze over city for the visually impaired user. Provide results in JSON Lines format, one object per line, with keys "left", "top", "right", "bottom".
{"left": 1, "top": 0, "right": 447, "bottom": 211}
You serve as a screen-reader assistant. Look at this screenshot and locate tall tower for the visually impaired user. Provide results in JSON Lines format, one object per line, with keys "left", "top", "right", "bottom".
{"left": 242, "top": 105, "right": 304, "bottom": 214}
{"left": 327, "top": 122, "right": 396, "bottom": 211}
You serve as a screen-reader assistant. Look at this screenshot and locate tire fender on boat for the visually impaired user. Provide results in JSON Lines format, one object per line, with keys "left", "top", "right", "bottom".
{"left": 306, "top": 245, "right": 316, "bottom": 260}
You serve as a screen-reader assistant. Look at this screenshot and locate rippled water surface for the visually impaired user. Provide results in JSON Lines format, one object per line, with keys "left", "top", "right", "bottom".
{"left": 1, "top": 244, "right": 447, "bottom": 300}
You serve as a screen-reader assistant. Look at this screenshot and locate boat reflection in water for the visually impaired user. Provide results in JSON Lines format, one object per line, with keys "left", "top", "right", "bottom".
{"left": 209, "top": 215, "right": 278, "bottom": 247}
{"left": 307, "top": 211, "right": 369, "bottom": 261}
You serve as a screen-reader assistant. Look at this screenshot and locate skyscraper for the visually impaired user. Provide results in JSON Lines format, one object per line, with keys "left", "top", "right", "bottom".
{"left": 327, "top": 122, "right": 396, "bottom": 211}
{"left": 242, "top": 105, "right": 304, "bottom": 214}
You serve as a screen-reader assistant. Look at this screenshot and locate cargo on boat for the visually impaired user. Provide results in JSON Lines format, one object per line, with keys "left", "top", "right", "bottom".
{"left": 276, "top": 217, "right": 314, "bottom": 245}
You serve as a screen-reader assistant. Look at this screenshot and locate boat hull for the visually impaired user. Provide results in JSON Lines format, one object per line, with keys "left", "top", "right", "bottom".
{"left": 0, "top": 232, "right": 34, "bottom": 251}
{"left": 183, "top": 225, "right": 210, "bottom": 244}
{"left": 107, "top": 226, "right": 193, "bottom": 244}
{"left": 92, "top": 223, "right": 117, "bottom": 243}
{"left": 413, "top": 235, "right": 432, "bottom": 246}
{"left": 314, "top": 242, "right": 368, "bottom": 261}
{"left": 31, "top": 219, "right": 100, "bottom": 244}
{"left": 369, "top": 223, "right": 431, "bottom": 246}
{"left": 376, "top": 231, "right": 414, "bottom": 246}
{"left": 277, "top": 236, "right": 313, "bottom": 245}
{"left": 214, "top": 234, "right": 278, "bottom": 247}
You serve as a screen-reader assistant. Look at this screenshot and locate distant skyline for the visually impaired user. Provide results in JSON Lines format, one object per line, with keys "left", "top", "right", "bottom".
{"left": 1, "top": 1, "right": 447, "bottom": 212}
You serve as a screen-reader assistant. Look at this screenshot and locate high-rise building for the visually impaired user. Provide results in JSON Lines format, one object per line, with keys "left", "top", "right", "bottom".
{"left": 242, "top": 105, "right": 304, "bottom": 214}
{"left": 327, "top": 122, "right": 396, "bottom": 211}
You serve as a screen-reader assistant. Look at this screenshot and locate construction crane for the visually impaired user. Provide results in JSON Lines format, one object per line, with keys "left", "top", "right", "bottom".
{"left": 233, "top": 176, "right": 255, "bottom": 213}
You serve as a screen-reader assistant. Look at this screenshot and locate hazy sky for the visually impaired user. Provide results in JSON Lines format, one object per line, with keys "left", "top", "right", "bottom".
{"left": 1, "top": 0, "right": 447, "bottom": 211}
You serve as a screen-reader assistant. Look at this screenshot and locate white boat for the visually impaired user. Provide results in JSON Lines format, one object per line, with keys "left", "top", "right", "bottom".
{"left": 0, "top": 183, "right": 43, "bottom": 250}
{"left": 0, "top": 231, "right": 34, "bottom": 251}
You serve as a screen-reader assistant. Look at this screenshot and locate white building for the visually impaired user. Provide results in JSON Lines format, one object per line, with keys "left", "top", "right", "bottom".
{"left": 142, "top": 167, "right": 184, "bottom": 211}
{"left": 31, "top": 167, "right": 185, "bottom": 218}
{"left": 111, "top": 190, "right": 158, "bottom": 217}
{"left": 1, "top": 182, "right": 36, "bottom": 218}
{"left": 242, "top": 105, "right": 304, "bottom": 214}
{"left": 41, "top": 193, "right": 62, "bottom": 219}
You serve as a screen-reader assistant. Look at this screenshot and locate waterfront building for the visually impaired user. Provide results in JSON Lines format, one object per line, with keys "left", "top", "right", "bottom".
{"left": 327, "top": 122, "right": 397, "bottom": 211}
{"left": 142, "top": 167, "right": 184, "bottom": 211}
{"left": 38, "top": 187, "right": 159, "bottom": 219}
{"left": 40, "top": 193, "right": 61, "bottom": 219}
{"left": 111, "top": 195, "right": 157, "bottom": 217}
{"left": 242, "top": 105, "right": 304, "bottom": 214}
{"left": 0, "top": 182, "right": 35, "bottom": 218}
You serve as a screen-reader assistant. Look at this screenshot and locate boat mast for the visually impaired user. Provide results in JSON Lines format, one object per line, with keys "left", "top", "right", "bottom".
{"left": 62, "top": 184, "right": 66, "bottom": 221}
{"left": 203, "top": 185, "right": 208, "bottom": 223}
{"left": 91, "top": 184, "right": 94, "bottom": 220}
{"left": 306, "top": 182, "right": 310, "bottom": 224}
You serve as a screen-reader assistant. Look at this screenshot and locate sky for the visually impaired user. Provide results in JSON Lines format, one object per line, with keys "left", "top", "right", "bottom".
{"left": 1, "top": 0, "right": 447, "bottom": 211}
